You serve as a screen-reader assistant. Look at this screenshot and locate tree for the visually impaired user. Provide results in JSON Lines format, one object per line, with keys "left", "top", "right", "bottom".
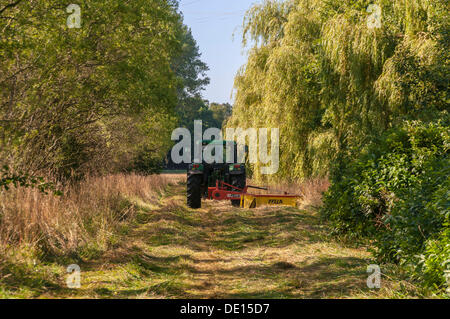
{"left": 173, "top": 25, "right": 211, "bottom": 130}
{"left": 210, "top": 103, "right": 233, "bottom": 128}
{"left": 227, "top": 0, "right": 448, "bottom": 182}
{"left": 0, "top": 0, "right": 190, "bottom": 179}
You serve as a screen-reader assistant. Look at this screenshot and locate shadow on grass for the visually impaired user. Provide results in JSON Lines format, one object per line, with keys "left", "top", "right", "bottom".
{"left": 71, "top": 195, "right": 341, "bottom": 297}
{"left": 213, "top": 256, "right": 369, "bottom": 299}
{"left": 1, "top": 181, "right": 376, "bottom": 299}
{"left": 0, "top": 259, "right": 63, "bottom": 298}
{"left": 81, "top": 254, "right": 370, "bottom": 299}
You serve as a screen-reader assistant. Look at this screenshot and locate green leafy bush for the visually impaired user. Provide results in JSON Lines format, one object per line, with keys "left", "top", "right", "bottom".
{"left": 418, "top": 226, "right": 450, "bottom": 294}
{"left": 322, "top": 118, "right": 449, "bottom": 291}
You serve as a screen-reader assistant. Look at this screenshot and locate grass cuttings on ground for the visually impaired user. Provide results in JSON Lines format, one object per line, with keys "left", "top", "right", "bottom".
{"left": 0, "top": 176, "right": 425, "bottom": 299}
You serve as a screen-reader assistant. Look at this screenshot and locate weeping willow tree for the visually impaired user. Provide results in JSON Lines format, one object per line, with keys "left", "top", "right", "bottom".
{"left": 227, "top": 0, "right": 448, "bottom": 182}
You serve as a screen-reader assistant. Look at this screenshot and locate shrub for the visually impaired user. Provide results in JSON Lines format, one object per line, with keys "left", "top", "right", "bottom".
{"left": 322, "top": 117, "right": 449, "bottom": 291}
{"left": 418, "top": 226, "right": 450, "bottom": 294}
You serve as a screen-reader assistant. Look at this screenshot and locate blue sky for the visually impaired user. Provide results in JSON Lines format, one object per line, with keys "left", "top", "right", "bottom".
{"left": 179, "top": 0, "right": 259, "bottom": 104}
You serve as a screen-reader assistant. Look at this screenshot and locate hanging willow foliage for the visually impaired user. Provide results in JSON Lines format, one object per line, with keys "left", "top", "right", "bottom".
{"left": 227, "top": 0, "right": 448, "bottom": 182}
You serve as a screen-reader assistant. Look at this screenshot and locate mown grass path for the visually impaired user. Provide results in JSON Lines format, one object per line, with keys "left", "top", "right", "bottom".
{"left": 31, "top": 179, "right": 414, "bottom": 299}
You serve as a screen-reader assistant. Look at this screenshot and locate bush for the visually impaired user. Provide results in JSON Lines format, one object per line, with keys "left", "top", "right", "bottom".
{"left": 322, "top": 117, "right": 449, "bottom": 291}
{"left": 376, "top": 147, "right": 449, "bottom": 262}
{"left": 418, "top": 226, "right": 450, "bottom": 294}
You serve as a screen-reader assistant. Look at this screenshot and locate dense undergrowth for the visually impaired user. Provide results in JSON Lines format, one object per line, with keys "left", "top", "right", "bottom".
{"left": 322, "top": 119, "right": 449, "bottom": 296}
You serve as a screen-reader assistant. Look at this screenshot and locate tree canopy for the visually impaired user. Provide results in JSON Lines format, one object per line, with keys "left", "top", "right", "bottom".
{"left": 0, "top": 0, "right": 212, "bottom": 178}
{"left": 227, "top": 0, "right": 448, "bottom": 181}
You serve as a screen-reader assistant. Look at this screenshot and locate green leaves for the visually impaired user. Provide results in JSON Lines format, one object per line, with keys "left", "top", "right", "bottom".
{"left": 0, "top": 166, "right": 61, "bottom": 195}
{"left": 0, "top": 0, "right": 201, "bottom": 179}
{"left": 322, "top": 118, "right": 449, "bottom": 292}
{"left": 229, "top": 0, "right": 448, "bottom": 294}
{"left": 228, "top": 0, "right": 448, "bottom": 182}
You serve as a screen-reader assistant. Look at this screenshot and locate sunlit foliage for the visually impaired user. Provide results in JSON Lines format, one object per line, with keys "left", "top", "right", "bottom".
{"left": 228, "top": 0, "right": 448, "bottom": 182}
{"left": 229, "top": 0, "right": 449, "bottom": 293}
{"left": 0, "top": 0, "right": 202, "bottom": 179}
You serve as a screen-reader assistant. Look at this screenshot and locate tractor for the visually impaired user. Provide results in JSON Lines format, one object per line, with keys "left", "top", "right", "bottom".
{"left": 187, "top": 140, "right": 246, "bottom": 209}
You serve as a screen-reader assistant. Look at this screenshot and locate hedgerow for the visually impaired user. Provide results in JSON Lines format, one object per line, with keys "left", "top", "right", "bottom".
{"left": 322, "top": 118, "right": 449, "bottom": 293}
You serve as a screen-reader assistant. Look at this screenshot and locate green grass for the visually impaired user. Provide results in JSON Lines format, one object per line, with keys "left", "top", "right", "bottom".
{"left": 0, "top": 181, "right": 426, "bottom": 299}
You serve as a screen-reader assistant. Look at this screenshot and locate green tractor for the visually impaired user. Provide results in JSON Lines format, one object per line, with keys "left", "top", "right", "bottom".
{"left": 187, "top": 140, "right": 246, "bottom": 209}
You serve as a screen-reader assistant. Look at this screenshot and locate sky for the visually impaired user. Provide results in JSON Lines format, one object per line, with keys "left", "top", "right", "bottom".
{"left": 179, "top": 0, "right": 259, "bottom": 105}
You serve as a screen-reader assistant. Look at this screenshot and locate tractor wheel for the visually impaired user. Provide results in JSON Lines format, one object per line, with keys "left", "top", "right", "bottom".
{"left": 230, "top": 174, "right": 246, "bottom": 208}
{"left": 187, "top": 174, "right": 202, "bottom": 209}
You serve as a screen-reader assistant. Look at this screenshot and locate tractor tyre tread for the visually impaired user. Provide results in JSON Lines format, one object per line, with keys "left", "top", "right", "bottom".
{"left": 187, "top": 174, "right": 202, "bottom": 209}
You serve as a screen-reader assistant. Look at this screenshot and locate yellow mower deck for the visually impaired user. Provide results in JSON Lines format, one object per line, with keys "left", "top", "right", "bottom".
{"left": 240, "top": 193, "right": 300, "bottom": 209}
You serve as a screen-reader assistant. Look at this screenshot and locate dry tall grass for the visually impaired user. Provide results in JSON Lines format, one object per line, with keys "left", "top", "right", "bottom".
{"left": 0, "top": 174, "right": 171, "bottom": 257}
{"left": 296, "top": 179, "right": 330, "bottom": 209}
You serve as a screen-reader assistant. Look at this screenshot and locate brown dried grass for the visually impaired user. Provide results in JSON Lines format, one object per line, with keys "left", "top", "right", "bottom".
{"left": 0, "top": 174, "right": 171, "bottom": 256}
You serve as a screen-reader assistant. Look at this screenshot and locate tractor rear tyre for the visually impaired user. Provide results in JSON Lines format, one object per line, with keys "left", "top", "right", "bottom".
{"left": 230, "top": 174, "right": 246, "bottom": 208}
{"left": 187, "top": 174, "right": 202, "bottom": 209}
